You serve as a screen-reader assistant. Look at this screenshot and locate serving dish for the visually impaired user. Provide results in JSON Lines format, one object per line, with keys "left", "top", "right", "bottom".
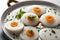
{"left": 1, "top": 1, "right": 60, "bottom": 40}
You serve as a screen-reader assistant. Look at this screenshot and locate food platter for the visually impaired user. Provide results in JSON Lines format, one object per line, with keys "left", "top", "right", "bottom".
{"left": 1, "top": 1, "right": 60, "bottom": 40}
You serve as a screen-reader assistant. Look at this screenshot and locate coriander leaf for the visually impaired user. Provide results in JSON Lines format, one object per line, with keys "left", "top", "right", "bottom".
{"left": 30, "top": 30, "right": 33, "bottom": 34}
{"left": 28, "top": 16, "right": 36, "bottom": 18}
{"left": 49, "top": 8, "right": 52, "bottom": 10}
{"left": 51, "top": 30, "right": 56, "bottom": 34}
{"left": 21, "top": 11, "right": 26, "bottom": 13}
{"left": 15, "top": 14, "right": 21, "bottom": 19}
{"left": 44, "top": 30, "right": 47, "bottom": 32}
{"left": 15, "top": 9, "right": 26, "bottom": 19}
{"left": 20, "top": 9, "right": 22, "bottom": 12}
{"left": 53, "top": 8, "right": 56, "bottom": 10}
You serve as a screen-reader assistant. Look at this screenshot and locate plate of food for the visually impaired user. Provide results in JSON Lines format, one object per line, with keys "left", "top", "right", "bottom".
{"left": 1, "top": 1, "right": 60, "bottom": 40}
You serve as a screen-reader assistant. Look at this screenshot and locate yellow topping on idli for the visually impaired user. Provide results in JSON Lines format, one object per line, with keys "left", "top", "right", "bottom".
{"left": 45, "top": 15, "right": 54, "bottom": 23}
{"left": 26, "top": 29, "right": 34, "bottom": 37}
{"left": 10, "top": 21, "right": 18, "bottom": 27}
{"left": 33, "top": 7, "right": 41, "bottom": 13}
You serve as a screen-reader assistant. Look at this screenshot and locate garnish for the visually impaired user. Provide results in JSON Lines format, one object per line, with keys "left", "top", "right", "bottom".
{"left": 51, "top": 30, "right": 56, "bottom": 34}
{"left": 26, "top": 15, "right": 36, "bottom": 21}
{"left": 49, "top": 33, "right": 52, "bottom": 36}
{"left": 4, "top": 18, "right": 13, "bottom": 23}
{"left": 6, "top": 19, "right": 9, "bottom": 21}
{"left": 28, "top": 15, "right": 36, "bottom": 18}
{"left": 30, "top": 30, "right": 33, "bottom": 34}
{"left": 38, "top": 30, "right": 40, "bottom": 32}
{"left": 26, "top": 29, "right": 34, "bottom": 37}
{"left": 53, "top": 8, "right": 56, "bottom": 10}
{"left": 44, "top": 30, "right": 47, "bottom": 32}
{"left": 15, "top": 9, "right": 26, "bottom": 19}
{"left": 10, "top": 19, "right": 12, "bottom": 21}
{"left": 36, "top": 27, "right": 41, "bottom": 32}
{"left": 36, "top": 27, "right": 40, "bottom": 29}
{"left": 55, "top": 36, "right": 57, "bottom": 38}
{"left": 54, "top": 12, "right": 56, "bottom": 14}
{"left": 49, "top": 8, "right": 52, "bottom": 10}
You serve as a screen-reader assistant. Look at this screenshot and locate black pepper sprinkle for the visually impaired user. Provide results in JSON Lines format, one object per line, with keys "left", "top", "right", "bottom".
{"left": 55, "top": 36, "right": 57, "bottom": 38}
{"left": 38, "top": 30, "right": 40, "bottom": 32}
{"left": 53, "top": 9, "right": 56, "bottom": 10}
{"left": 54, "top": 12, "right": 56, "bottom": 14}
{"left": 49, "top": 33, "right": 52, "bottom": 36}
{"left": 44, "top": 30, "right": 47, "bottom": 32}
{"left": 10, "top": 19, "right": 12, "bottom": 21}
{"left": 36, "top": 27, "right": 40, "bottom": 29}
{"left": 49, "top": 8, "right": 52, "bottom": 10}
{"left": 6, "top": 19, "right": 9, "bottom": 21}
{"left": 48, "top": 10, "right": 50, "bottom": 12}
{"left": 51, "top": 30, "right": 56, "bottom": 34}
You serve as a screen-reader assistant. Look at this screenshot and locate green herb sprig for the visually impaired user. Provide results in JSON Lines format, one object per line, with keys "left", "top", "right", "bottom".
{"left": 30, "top": 30, "right": 33, "bottom": 34}
{"left": 28, "top": 16, "right": 36, "bottom": 18}
{"left": 44, "top": 30, "right": 47, "bottom": 32}
{"left": 15, "top": 9, "right": 26, "bottom": 19}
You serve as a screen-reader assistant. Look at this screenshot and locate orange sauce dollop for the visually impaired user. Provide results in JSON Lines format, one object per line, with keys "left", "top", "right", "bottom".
{"left": 45, "top": 15, "right": 54, "bottom": 22}
{"left": 26, "top": 30, "right": 34, "bottom": 37}
{"left": 10, "top": 21, "right": 18, "bottom": 27}
{"left": 33, "top": 7, "right": 41, "bottom": 13}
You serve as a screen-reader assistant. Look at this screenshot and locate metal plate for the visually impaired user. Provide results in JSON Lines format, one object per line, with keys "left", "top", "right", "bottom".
{"left": 1, "top": 1, "right": 60, "bottom": 40}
